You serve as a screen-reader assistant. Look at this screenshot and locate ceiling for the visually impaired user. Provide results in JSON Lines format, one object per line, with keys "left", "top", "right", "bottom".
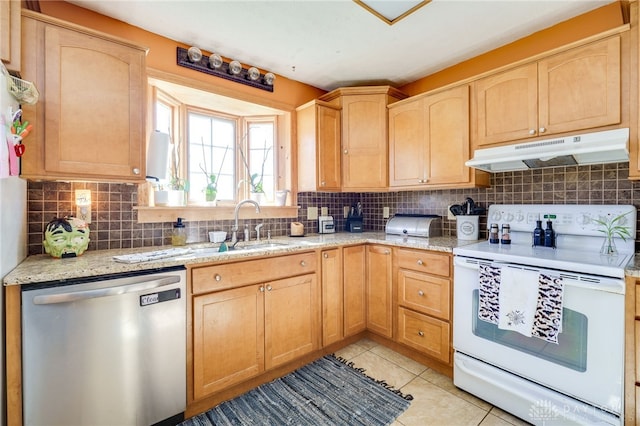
{"left": 67, "top": 0, "right": 615, "bottom": 92}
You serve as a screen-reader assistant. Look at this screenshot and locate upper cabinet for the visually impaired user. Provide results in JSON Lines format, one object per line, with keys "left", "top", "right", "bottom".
{"left": 474, "top": 36, "right": 621, "bottom": 147}
{"left": 20, "top": 11, "right": 148, "bottom": 182}
{"left": 0, "top": 0, "right": 20, "bottom": 71}
{"left": 296, "top": 100, "right": 341, "bottom": 192}
{"left": 321, "top": 86, "right": 407, "bottom": 191}
{"left": 389, "top": 85, "right": 489, "bottom": 189}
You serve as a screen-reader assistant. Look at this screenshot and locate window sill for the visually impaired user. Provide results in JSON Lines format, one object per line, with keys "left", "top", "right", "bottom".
{"left": 134, "top": 205, "right": 300, "bottom": 224}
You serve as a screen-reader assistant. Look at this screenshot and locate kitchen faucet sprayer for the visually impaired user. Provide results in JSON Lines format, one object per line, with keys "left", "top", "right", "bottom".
{"left": 231, "top": 199, "right": 261, "bottom": 247}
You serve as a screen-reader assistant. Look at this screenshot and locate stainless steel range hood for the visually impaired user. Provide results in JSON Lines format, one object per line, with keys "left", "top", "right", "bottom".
{"left": 465, "top": 128, "right": 629, "bottom": 173}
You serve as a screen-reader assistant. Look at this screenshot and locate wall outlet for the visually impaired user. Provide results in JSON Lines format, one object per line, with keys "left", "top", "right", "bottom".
{"left": 321, "top": 206, "right": 328, "bottom": 216}
{"left": 343, "top": 206, "right": 350, "bottom": 218}
{"left": 383, "top": 206, "right": 390, "bottom": 219}
{"left": 308, "top": 206, "right": 318, "bottom": 220}
{"left": 447, "top": 205, "right": 456, "bottom": 220}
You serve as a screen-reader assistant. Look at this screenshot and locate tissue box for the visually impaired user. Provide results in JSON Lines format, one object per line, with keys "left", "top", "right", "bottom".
{"left": 209, "top": 231, "right": 227, "bottom": 243}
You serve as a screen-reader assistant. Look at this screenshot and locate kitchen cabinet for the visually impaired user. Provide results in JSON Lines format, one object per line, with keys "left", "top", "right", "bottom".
{"left": 20, "top": 11, "right": 147, "bottom": 182}
{"left": 366, "top": 244, "right": 393, "bottom": 338}
{"left": 0, "top": 0, "right": 20, "bottom": 71}
{"left": 321, "top": 248, "right": 343, "bottom": 346}
{"left": 388, "top": 84, "right": 489, "bottom": 189}
{"left": 190, "top": 252, "right": 319, "bottom": 401}
{"left": 395, "top": 248, "right": 452, "bottom": 365}
{"left": 296, "top": 100, "right": 341, "bottom": 191}
{"left": 343, "top": 245, "right": 367, "bottom": 337}
{"left": 474, "top": 36, "right": 621, "bottom": 147}
{"left": 320, "top": 86, "right": 407, "bottom": 191}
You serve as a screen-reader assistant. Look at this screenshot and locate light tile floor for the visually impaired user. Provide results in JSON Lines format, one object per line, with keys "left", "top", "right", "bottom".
{"left": 334, "top": 339, "right": 531, "bottom": 426}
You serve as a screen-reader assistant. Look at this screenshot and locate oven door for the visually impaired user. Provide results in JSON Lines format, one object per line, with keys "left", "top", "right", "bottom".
{"left": 453, "top": 256, "right": 624, "bottom": 416}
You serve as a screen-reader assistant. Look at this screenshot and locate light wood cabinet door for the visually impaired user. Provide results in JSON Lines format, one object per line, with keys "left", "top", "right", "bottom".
{"left": 341, "top": 94, "right": 389, "bottom": 190}
{"left": 366, "top": 245, "right": 393, "bottom": 338}
{"left": 265, "top": 273, "right": 319, "bottom": 369}
{"left": 475, "top": 63, "right": 538, "bottom": 146}
{"left": 397, "top": 307, "right": 450, "bottom": 364}
{"left": 0, "top": 0, "right": 20, "bottom": 70}
{"left": 344, "top": 245, "right": 367, "bottom": 337}
{"left": 321, "top": 248, "right": 344, "bottom": 346}
{"left": 425, "top": 85, "right": 471, "bottom": 185}
{"left": 20, "top": 13, "right": 147, "bottom": 182}
{"left": 296, "top": 100, "right": 341, "bottom": 191}
{"left": 538, "top": 36, "right": 620, "bottom": 135}
{"left": 388, "top": 98, "right": 426, "bottom": 187}
{"left": 192, "top": 285, "right": 264, "bottom": 400}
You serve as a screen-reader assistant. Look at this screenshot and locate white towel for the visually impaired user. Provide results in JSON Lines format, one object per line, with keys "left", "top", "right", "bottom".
{"left": 498, "top": 267, "right": 540, "bottom": 337}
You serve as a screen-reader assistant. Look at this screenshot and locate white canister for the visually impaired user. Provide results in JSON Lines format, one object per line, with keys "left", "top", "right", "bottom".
{"left": 456, "top": 215, "right": 480, "bottom": 240}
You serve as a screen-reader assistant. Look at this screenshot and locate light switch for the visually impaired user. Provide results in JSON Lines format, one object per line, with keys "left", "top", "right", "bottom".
{"left": 308, "top": 206, "right": 318, "bottom": 220}
{"left": 383, "top": 207, "right": 390, "bottom": 219}
{"left": 321, "top": 206, "right": 328, "bottom": 216}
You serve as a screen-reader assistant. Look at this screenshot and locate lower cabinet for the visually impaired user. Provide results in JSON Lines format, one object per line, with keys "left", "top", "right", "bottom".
{"left": 321, "top": 248, "right": 343, "bottom": 346}
{"left": 366, "top": 245, "right": 393, "bottom": 338}
{"left": 190, "top": 253, "right": 319, "bottom": 401}
{"left": 394, "top": 248, "right": 453, "bottom": 365}
{"left": 343, "top": 245, "right": 367, "bottom": 337}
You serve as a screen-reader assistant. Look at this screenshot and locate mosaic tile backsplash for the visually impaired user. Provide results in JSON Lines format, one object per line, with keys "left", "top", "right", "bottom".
{"left": 27, "top": 162, "right": 640, "bottom": 255}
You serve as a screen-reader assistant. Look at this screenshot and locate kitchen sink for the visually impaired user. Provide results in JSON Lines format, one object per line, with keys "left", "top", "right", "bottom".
{"left": 232, "top": 241, "right": 290, "bottom": 251}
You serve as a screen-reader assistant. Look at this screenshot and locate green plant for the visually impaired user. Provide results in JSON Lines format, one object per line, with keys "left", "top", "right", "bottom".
{"left": 238, "top": 139, "right": 271, "bottom": 194}
{"left": 593, "top": 211, "right": 632, "bottom": 255}
{"left": 199, "top": 140, "right": 228, "bottom": 201}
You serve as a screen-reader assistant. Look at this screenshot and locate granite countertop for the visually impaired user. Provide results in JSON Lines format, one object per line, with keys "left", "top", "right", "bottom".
{"left": 4, "top": 232, "right": 475, "bottom": 286}
{"left": 621, "top": 253, "right": 640, "bottom": 278}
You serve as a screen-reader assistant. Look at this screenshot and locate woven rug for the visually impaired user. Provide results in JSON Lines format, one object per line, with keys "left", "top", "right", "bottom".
{"left": 182, "top": 354, "right": 413, "bottom": 426}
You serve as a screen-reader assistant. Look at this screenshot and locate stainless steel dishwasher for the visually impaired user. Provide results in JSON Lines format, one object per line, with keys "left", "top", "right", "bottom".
{"left": 21, "top": 266, "right": 187, "bottom": 426}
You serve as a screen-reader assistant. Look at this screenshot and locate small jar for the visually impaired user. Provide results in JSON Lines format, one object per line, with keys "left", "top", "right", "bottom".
{"left": 171, "top": 217, "right": 187, "bottom": 246}
{"left": 501, "top": 224, "right": 511, "bottom": 245}
{"left": 489, "top": 223, "right": 500, "bottom": 244}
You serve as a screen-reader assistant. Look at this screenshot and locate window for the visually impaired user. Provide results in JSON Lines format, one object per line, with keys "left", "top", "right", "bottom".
{"left": 243, "top": 119, "right": 275, "bottom": 201}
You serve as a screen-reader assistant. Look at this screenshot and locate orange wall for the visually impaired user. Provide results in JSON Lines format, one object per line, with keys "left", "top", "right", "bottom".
{"left": 38, "top": 1, "right": 326, "bottom": 111}
{"left": 399, "top": 2, "right": 627, "bottom": 96}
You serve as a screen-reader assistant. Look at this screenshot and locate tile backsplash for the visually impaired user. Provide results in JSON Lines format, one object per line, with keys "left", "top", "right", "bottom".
{"left": 27, "top": 162, "right": 640, "bottom": 255}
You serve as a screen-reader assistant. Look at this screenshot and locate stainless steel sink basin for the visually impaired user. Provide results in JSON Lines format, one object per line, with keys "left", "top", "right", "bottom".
{"left": 233, "top": 241, "right": 290, "bottom": 251}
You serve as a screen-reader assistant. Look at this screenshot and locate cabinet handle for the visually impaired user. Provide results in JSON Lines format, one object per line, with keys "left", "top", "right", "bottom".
{"left": 323, "top": 253, "right": 328, "bottom": 258}
{"left": 539, "top": 127, "right": 546, "bottom": 133}
{"left": 321, "top": 181, "right": 326, "bottom": 186}
{"left": 529, "top": 129, "right": 536, "bottom": 135}
{"left": 259, "top": 286, "right": 265, "bottom": 292}
{"left": 418, "top": 331, "right": 424, "bottom": 337}
{"left": 132, "top": 168, "right": 140, "bottom": 175}
{"left": 417, "top": 259, "right": 424, "bottom": 266}
{"left": 384, "top": 250, "right": 390, "bottom": 255}
{"left": 214, "top": 274, "right": 222, "bottom": 282}
{"left": 343, "top": 149, "right": 348, "bottom": 154}
{"left": 418, "top": 290, "right": 424, "bottom": 297}
{"left": 266, "top": 285, "right": 272, "bottom": 291}
{"left": 300, "top": 260, "right": 307, "bottom": 266}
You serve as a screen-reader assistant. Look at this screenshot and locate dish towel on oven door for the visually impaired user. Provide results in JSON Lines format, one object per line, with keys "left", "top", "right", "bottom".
{"left": 478, "top": 264, "right": 564, "bottom": 343}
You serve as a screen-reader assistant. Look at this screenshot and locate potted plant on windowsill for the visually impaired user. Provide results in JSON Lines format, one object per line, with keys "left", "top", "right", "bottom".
{"left": 199, "top": 143, "right": 228, "bottom": 204}
{"left": 238, "top": 139, "right": 271, "bottom": 203}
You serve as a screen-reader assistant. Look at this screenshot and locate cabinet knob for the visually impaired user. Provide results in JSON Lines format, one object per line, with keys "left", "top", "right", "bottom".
{"left": 529, "top": 129, "right": 536, "bottom": 135}
{"left": 266, "top": 285, "right": 272, "bottom": 291}
{"left": 323, "top": 253, "right": 328, "bottom": 258}
{"left": 343, "top": 149, "right": 348, "bottom": 154}
{"left": 539, "top": 127, "right": 546, "bottom": 133}
{"left": 321, "top": 181, "right": 326, "bottom": 186}
{"left": 418, "top": 331, "right": 424, "bottom": 337}
{"left": 384, "top": 250, "right": 390, "bottom": 255}
{"left": 418, "top": 290, "right": 425, "bottom": 297}
{"left": 259, "top": 286, "right": 265, "bottom": 292}
{"left": 214, "top": 274, "right": 222, "bottom": 281}
{"left": 300, "top": 260, "right": 307, "bottom": 267}
{"left": 417, "top": 259, "right": 424, "bottom": 266}
{"left": 132, "top": 168, "right": 140, "bottom": 175}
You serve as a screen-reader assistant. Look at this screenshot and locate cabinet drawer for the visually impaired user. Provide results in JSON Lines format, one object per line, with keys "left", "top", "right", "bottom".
{"left": 192, "top": 252, "right": 317, "bottom": 294}
{"left": 396, "top": 248, "right": 450, "bottom": 277}
{"left": 397, "top": 307, "right": 450, "bottom": 364}
{"left": 398, "top": 269, "right": 450, "bottom": 320}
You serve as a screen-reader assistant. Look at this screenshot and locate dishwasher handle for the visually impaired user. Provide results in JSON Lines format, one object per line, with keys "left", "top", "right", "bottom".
{"left": 32, "top": 276, "right": 182, "bottom": 305}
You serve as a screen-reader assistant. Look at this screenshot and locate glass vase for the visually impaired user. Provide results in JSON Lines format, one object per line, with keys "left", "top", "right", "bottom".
{"left": 205, "top": 186, "right": 217, "bottom": 202}
{"left": 600, "top": 235, "right": 617, "bottom": 255}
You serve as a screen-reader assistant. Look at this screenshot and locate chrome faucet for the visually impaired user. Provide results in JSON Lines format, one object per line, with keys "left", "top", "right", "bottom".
{"left": 231, "top": 199, "right": 261, "bottom": 247}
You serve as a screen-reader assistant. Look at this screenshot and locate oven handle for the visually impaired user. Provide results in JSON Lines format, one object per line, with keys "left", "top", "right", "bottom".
{"left": 453, "top": 256, "right": 625, "bottom": 294}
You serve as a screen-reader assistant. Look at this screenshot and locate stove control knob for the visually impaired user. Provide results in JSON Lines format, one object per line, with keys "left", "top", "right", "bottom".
{"left": 491, "top": 211, "right": 502, "bottom": 222}
{"left": 514, "top": 212, "right": 525, "bottom": 223}
{"left": 504, "top": 212, "right": 514, "bottom": 222}
{"left": 577, "top": 214, "right": 591, "bottom": 226}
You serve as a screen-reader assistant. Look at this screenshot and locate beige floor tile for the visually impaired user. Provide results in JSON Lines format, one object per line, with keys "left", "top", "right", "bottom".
{"left": 479, "top": 412, "right": 522, "bottom": 426}
{"left": 349, "top": 350, "right": 417, "bottom": 390}
{"left": 370, "top": 344, "right": 429, "bottom": 376}
{"left": 333, "top": 341, "right": 370, "bottom": 361}
{"left": 397, "top": 376, "right": 489, "bottom": 426}
{"left": 356, "top": 337, "right": 379, "bottom": 350}
{"left": 420, "top": 368, "right": 492, "bottom": 411}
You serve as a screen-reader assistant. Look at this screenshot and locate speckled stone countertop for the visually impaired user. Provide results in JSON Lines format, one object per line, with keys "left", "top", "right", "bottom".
{"left": 621, "top": 254, "right": 640, "bottom": 278}
{"left": 4, "top": 232, "right": 476, "bottom": 286}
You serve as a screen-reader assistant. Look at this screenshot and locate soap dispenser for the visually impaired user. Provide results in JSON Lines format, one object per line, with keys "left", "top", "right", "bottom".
{"left": 544, "top": 220, "right": 555, "bottom": 248}
{"left": 172, "top": 217, "right": 187, "bottom": 246}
